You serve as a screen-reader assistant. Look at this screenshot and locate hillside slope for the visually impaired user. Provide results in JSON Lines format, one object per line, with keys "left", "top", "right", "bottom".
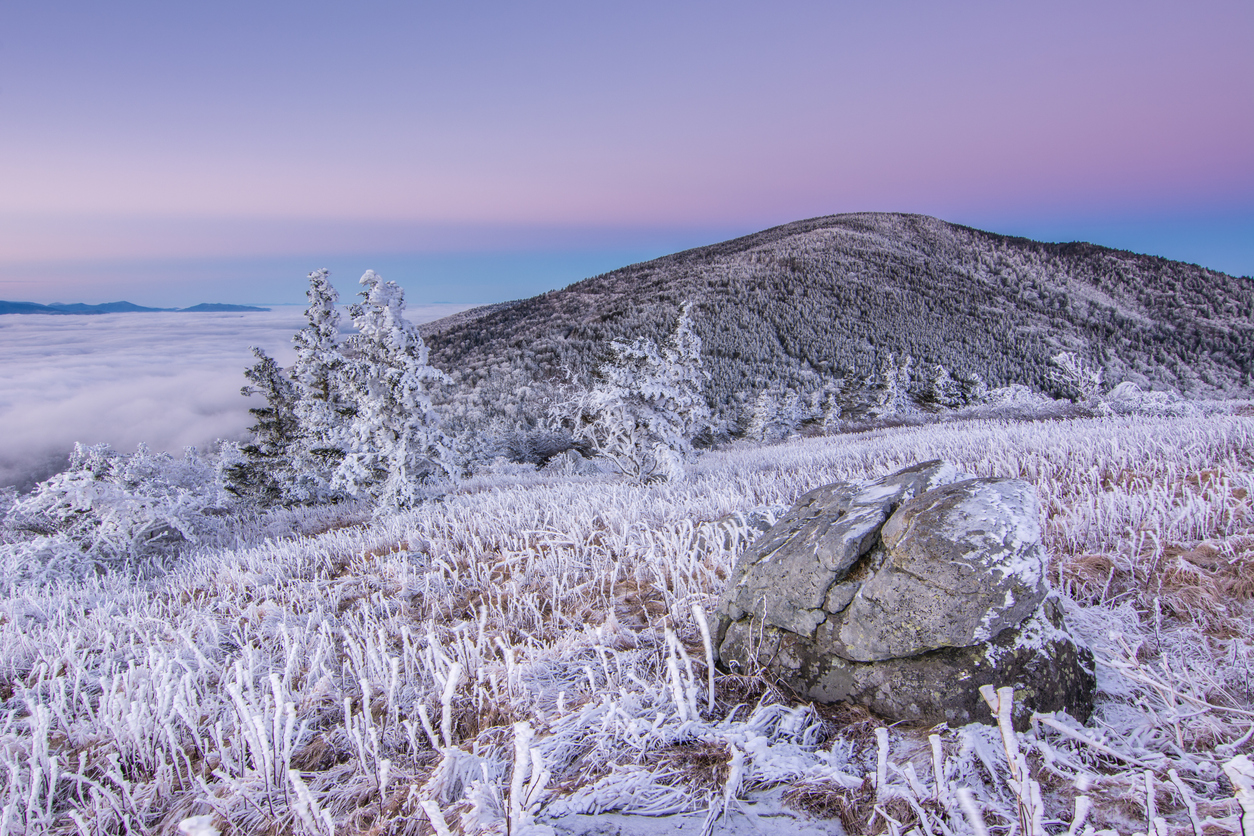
{"left": 421, "top": 212, "right": 1253, "bottom": 427}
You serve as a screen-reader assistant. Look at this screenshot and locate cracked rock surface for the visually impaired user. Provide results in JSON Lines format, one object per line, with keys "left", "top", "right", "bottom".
{"left": 713, "top": 461, "right": 1094, "bottom": 727}
{"left": 719, "top": 460, "right": 959, "bottom": 638}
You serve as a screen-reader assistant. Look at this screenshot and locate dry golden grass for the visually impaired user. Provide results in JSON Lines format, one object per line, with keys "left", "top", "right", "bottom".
{"left": 783, "top": 776, "right": 876, "bottom": 831}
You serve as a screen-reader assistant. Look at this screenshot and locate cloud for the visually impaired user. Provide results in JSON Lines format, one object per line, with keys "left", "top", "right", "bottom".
{"left": 0, "top": 304, "right": 470, "bottom": 490}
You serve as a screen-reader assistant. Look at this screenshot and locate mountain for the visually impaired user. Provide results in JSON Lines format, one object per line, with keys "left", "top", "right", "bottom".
{"left": 0, "top": 300, "right": 171, "bottom": 315}
{"left": 0, "top": 301, "right": 269, "bottom": 315}
{"left": 420, "top": 212, "right": 1253, "bottom": 428}
{"left": 0, "top": 301, "right": 62, "bottom": 315}
{"left": 48, "top": 301, "right": 173, "bottom": 313}
{"left": 178, "top": 303, "right": 270, "bottom": 312}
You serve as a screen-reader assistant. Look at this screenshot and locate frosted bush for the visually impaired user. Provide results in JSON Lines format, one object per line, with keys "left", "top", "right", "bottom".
{"left": 1048, "top": 350, "right": 1104, "bottom": 403}
{"left": 0, "top": 442, "right": 231, "bottom": 581}
{"left": 553, "top": 303, "right": 711, "bottom": 482}
{"left": 1104, "top": 380, "right": 1199, "bottom": 417}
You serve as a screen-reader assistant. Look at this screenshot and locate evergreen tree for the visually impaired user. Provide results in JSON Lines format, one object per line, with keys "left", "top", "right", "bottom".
{"left": 956, "top": 370, "right": 988, "bottom": 405}
{"left": 744, "top": 388, "right": 803, "bottom": 441}
{"left": 868, "top": 353, "right": 915, "bottom": 418}
{"left": 920, "top": 364, "right": 963, "bottom": 410}
{"left": 333, "top": 271, "right": 452, "bottom": 510}
{"left": 288, "top": 269, "right": 352, "bottom": 501}
{"left": 222, "top": 347, "right": 300, "bottom": 505}
{"left": 554, "top": 302, "right": 710, "bottom": 482}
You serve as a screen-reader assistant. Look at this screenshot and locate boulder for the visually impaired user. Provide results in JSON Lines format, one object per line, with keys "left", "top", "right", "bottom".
{"left": 838, "top": 478, "right": 1048, "bottom": 661}
{"left": 720, "top": 460, "right": 960, "bottom": 637}
{"left": 714, "top": 462, "right": 1094, "bottom": 728}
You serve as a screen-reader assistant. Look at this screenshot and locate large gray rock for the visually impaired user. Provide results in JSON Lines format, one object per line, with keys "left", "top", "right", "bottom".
{"left": 718, "top": 597, "right": 1093, "bottom": 729}
{"left": 714, "top": 462, "right": 1094, "bottom": 727}
{"left": 838, "top": 478, "right": 1048, "bottom": 661}
{"left": 720, "top": 460, "right": 959, "bottom": 637}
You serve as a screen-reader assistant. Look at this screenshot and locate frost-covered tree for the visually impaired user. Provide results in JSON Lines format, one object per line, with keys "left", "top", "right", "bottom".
{"left": 868, "top": 354, "right": 915, "bottom": 419}
{"left": 812, "top": 383, "right": 842, "bottom": 431}
{"left": 222, "top": 347, "right": 301, "bottom": 505}
{"left": 287, "top": 269, "right": 353, "bottom": 501}
{"left": 956, "top": 370, "right": 989, "bottom": 406}
{"left": 333, "top": 271, "right": 452, "bottom": 510}
{"left": 744, "top": 388, "right": 804, "bottom": 442}
{"left": 554, "top": 303, "right": 710, "bottom": 482}
{"left": 1048, "top": 350, "right": 1104, "bottom": 403}
{"left": 920, "top": 364, "right": 963, "bottom": 410}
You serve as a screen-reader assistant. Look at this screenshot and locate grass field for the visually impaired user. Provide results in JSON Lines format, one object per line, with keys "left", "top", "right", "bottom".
{"left": 2, "top": 413, "right": 1252, "bottom": 835}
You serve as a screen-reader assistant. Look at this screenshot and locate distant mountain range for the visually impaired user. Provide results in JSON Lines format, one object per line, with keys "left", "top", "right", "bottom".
{"left": 419, "top": 212, "right": 1252, "bottom": 428}
{"left": 0, "top": 301, "right": 270, "bottom": 315}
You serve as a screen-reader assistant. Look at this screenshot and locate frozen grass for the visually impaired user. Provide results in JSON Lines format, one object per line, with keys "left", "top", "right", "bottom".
{"left": 1, "top": 413, "right": 1252, "bottom": 834}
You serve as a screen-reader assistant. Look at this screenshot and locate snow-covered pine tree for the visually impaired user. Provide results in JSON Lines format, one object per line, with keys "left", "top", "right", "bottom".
{"left": 554, "top": 302, "right": 710, "bottom": 482}
{"left": 288, "top": 269, "right": 353, "bottom": 502}
{"left": 222, "top": 347, "right": 301, "bottom": 505}
{"left": 743, "top": 388, "right": 803, "bottom": 442}
{"left": 332, "top": 271, "right": 452, "bottom": 510}
{"left": 956, "top": 370, "right": 988, "bottom": 405}
{"left": 743, "top": 391, "right": 777, "bottom": 442}
{"left": 1048, "top": 350, "right": 1104, "bottom": 403}
{"left": 646, "top": 301, "right": 711, "bottom": 452}
{"left": 920, "top": 363, "right": 963, "bottom": 410}
{"left": 868, "top": 353, "right": 915, "bottom": 419}
{"left": 814, "top": 382, "right": 842, "bottom": 430}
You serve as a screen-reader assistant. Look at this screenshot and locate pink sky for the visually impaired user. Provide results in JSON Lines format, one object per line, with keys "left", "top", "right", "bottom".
{"left": 1, "top": 1, "right": 1250, "bottom": 304}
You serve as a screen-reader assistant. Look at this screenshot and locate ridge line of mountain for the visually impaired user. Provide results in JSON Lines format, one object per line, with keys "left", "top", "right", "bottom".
{"left": 417, "top": 211, "right": 1252, "bottom": 432}
{"left": 422, "top": 211, "right": 1250, "bottom": 337}
{"left": 0, "top": 301, "right": 270, "bottom": 315}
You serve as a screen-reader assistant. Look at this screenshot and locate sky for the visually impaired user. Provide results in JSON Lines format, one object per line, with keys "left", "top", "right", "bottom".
{"left": 0, "top": 1, "right": 1251, "bottom": 308}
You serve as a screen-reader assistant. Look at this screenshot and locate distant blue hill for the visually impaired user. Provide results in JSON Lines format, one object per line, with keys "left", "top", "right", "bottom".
{"left": 178, "top": 303, "right": 271, "bottom": 312}
{"left": 47, "top": 301, "right": 173, "bottom": 313}
{"left": 0, "top": 300, "right": 269, "bottom": 315}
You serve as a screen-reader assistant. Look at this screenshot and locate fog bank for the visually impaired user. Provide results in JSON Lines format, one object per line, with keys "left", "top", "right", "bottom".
{"left": 0, "top": 305, "right": 470, "bottom": 490}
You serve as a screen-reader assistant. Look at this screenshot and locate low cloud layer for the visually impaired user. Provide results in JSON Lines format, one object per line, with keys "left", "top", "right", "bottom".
{"left": 0, "top": 304, "right": 470, "bottom": 490}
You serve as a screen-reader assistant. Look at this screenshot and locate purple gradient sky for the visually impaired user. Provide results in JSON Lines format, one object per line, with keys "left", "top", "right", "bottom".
{"left": 1, "top": 1, "right": 1251, "bottom": 306}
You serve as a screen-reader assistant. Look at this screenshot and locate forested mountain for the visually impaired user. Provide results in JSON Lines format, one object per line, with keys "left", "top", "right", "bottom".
{"left": 421, "top": 212, "right": 1253, "bottom": 429}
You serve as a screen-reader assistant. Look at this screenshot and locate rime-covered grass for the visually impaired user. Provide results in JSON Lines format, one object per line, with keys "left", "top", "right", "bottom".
{"left": 1, "top": 414, "right": 1252, "bottom": 834}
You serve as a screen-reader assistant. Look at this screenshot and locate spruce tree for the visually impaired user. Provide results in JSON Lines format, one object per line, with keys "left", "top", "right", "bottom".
{"left": 333, "top": 271, "right": 451, "bottom": 510}
{"left": 554, "top": 302, "right": 710, "bottom": 482}
{"left": 288, "top": 269, "right": 352, "bottom": 501}
{"left": 222, "top": 347, "right": 300, "bottom": 505}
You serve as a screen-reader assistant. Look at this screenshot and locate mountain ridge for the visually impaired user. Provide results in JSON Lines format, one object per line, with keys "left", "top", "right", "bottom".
{"left": 419, "top": 212, "right": 1252, "bottom": 429}
{"left": 0, "top": 301, "right": 271, "bottom": 315}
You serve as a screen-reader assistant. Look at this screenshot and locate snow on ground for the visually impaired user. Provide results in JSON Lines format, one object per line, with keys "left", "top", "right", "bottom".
{"left": 1, "top": 414, "right": 1252, "bottom": 834}
{"left": 0, "top": 305, "right": 471, "bottom": 490}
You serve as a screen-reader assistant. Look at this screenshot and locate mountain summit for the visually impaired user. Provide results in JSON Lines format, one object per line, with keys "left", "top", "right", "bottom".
{"left": 421, "top": 213, "right": 1252, "bottom": 428}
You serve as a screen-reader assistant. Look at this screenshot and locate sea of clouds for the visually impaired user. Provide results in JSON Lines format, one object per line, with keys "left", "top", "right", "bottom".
{"left": 0, "top": 304, "right": 471, "bottom": 491}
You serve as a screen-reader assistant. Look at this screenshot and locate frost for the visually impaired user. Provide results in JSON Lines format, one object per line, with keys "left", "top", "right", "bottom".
{"left": 1, "top": 406, "right": 1251, "bottom": 834}
{"left": 851, "top": 482, "right": 905, "bottom": 504}
{"left": 552, "top": 302, "right": 711, "bottom": 483}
